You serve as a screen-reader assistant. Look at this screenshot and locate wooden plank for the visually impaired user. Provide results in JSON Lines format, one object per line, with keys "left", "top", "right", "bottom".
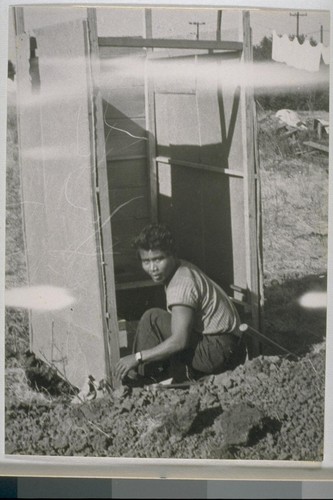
{"left": 230, "top": 297, "right": 250, "bottom": 310}
{"left": 108, "top": 154, "right": 147, "bottom": 162}
{"left": 168, "top": 168, "right": 206, "bottom": 270}
{"left": 154, "top": 93, "right": 171, "bottom": 152}
{"left": 201, "top": 172, "right": 232, "bottom": 286}
{"left": 144, "top": 8, "right": 158, "bottom": 222}
{"left": 163, "top": 94, "right": 201, "bottom": 163}
{"left": 16, "top": 21, "right": 109, "bottom": 389}
{"left": 15, "top": 32, "right": 43, "bottom": 354}
{"left": 14, "top": 7, "right": 25, "bottom": 35}
{"left": 104, "top": 118, "right": 148, "bottom": 158}
{"left": 229, "top": 177, "right": 247, "bottom": 291}
{"left": 105, "top": 129, "right": 147, "bottom": 160}
{"left": 111, "top": 216, "right": 150, "bottom": 236}
{"left": 230, "top": 283, "right": 247, "bottom": 294}
{"left": 116, "top": 280, "right": 161, "bottom": 291}
{"left": 87, "top": 8, "right": 121, "bottom": 387}
{"left": 195, "top": 56, "right": 225, "bottom": 167}
{"left": 84, "top": 17, "right": 115, "bottom": 385}
{"left": 144, "top": 8, "right": 153, "bottom": 38}
{"left": 240, "top": 11, "right": 261, "bottom": 357}
{"left": 152, "top": 56, "right": 196, "bottom": 94}
{"left": 99, "top": 45, "right": 146, "bottom": 59}
{"left": 102, "top": 88, "right": 145, "bottom": 119}
{"left": 98, "top": 37, "right": 244, "bottom": 51}
{"left": 104, "top": 116, "right": 147, "bottom": 137}
{"left": 104, "top": 115, "right": 146, "bottom": 126}
{"left": 150, "top": 51, "right": 240, "bottom": 62}
{"left": 303, "top": 141, "right": 329, "bottom": 154}
{"left": 156, "top": 156, "right": 244, "bottom": 178}
{"left": 217, "top": 10, "right": 222, "bottom": 41}
{"left": 109, "top": 187, "right": 150, "bottom": 220}
{"left": 253, "top": 78, "right": 265, "bottom": 327}
{"left": 107, "top": 159, "right": 148, "bottom": 188}
{"left": 113, "top": 254, "right": 146, "bottom": 283}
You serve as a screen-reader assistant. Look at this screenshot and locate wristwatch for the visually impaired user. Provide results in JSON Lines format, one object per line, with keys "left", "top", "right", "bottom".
{"left": 135, "top": 351, "right": 143, "bottom": 364}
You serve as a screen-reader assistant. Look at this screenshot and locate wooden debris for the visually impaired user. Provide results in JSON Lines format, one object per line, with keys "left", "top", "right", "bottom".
{"left": 303, "top": 141, "right": 329, "bottom": 154}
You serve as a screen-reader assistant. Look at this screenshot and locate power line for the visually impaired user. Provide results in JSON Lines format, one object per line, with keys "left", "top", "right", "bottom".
{"left": 252, "top": 18, "right": 329, "bottom": 35}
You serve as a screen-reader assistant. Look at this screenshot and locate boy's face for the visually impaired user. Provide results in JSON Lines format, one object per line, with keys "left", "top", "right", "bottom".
{"left": 139, "top": 249, "right": 177, "bottom": 284}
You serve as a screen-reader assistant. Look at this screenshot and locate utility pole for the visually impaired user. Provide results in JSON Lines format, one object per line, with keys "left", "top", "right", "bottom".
{"left": 289, "top": 11, "right": 307, "bottom": 42}
{"left": 189, "top": 21, "right": 206, "bottom": 40}
{"left": 320, "top": 24, "right": 324, "bottom": 44}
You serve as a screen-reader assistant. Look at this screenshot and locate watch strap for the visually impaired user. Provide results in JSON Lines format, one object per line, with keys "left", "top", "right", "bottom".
{"left": 135, "top": 351, "right": 143, "bottom": 364}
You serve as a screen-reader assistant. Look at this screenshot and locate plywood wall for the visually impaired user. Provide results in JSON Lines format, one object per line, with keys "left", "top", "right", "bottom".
{"left": 16, "top": 21, "right": 107, "bottom": 389}
{"left": 99, "top": 46, "right": 151, "bottom": 284}
{"left": 154, "top": 51, "right": 247, "bottom": 293}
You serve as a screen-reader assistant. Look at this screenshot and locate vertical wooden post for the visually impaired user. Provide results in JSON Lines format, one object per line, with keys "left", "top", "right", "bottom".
{"left": 318, "top": 122, "right": 323, "bottom": 140}
{"left": 216, "top": 10, "right": 222, "bottom": 41}
{"left": 144, "top": 8, "right": 159, "bottom": 222}
{"left": 241, "top": 11, "right": 262, "bottom": 357}
{"left": 14, "top": 6, "right": 25, "bottom": 35}
{"left": 87, "top": 8, "right": 121, "bottom": 387}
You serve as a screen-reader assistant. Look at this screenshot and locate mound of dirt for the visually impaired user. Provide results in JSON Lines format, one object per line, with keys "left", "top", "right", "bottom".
{"left": 5, "top": 344, "right": 325, "bottom": 460}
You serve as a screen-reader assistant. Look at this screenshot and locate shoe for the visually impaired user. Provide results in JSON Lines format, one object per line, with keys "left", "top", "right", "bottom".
{"left": 122, "top": 373, "right": 158, "bottom": 388}
{"left": 122, "top": 371, "right": 145, "bottom": 388}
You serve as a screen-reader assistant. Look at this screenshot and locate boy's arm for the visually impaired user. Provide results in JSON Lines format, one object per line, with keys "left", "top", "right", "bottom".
{"left": 115, "top": 305, "right": 194, "bottom": 380}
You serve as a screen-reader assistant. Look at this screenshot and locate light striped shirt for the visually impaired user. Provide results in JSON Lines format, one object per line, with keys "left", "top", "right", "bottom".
{"left": 165, "top": 260, "right": 239, "bottom": 335}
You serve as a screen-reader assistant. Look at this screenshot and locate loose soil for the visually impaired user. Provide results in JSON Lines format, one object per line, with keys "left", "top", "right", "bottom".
{"left": 5, "top": 102, "right": 328, "bottom": 461}
{"left": 5, "top": 346, "right": 325, "bottom": 460}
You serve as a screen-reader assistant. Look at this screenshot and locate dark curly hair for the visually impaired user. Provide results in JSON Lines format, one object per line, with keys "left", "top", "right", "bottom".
{"left": 132, "top": 223, "right": 176, "bottom": 256}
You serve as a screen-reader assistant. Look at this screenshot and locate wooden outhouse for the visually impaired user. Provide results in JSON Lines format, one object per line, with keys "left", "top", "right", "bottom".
{"left": 14, "top": 8, "right": 263, "bottom": 389}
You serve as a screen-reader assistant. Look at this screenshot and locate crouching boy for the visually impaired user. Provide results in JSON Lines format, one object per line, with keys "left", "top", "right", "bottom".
{"left": 115, "top": 224, "right": 246, "bottom": 384}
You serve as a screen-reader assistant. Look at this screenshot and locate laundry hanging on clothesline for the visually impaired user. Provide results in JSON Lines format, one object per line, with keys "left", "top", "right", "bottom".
{"left": 272, "top": 30, "right": 330, "bottom": 72}
{"left": 321, "top": 44, "right": 330, "bottom": 65}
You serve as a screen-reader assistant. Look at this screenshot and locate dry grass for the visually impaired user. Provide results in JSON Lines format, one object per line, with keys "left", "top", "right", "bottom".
{"left": 5, "top": 367, "right": 52, "bottom": 405}
{"left": 5, "top": 105, "right": 30, "bottom": 361}
{"left": 6, "top": 104, "right": 27, "bottom": 289}
{"left": 257, "top": 110, "right": 328, "bottom": 284}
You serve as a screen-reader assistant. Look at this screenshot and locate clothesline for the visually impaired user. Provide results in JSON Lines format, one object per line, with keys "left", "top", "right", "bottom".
{"left": 272, "top": 30, "right": 330, "bottom": 72}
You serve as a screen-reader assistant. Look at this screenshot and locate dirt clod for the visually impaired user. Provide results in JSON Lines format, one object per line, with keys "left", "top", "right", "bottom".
{"left": 214, "top": 403, "right": 265, "bottom": 448}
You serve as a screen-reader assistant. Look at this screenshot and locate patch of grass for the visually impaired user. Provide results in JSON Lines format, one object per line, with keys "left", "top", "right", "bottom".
{"left": 258, "top": 111, "right": 328, "bottom": 284}
{"left": 6, "top": 105, "right": 27, "bottom": 289}
{"left": 5, "top": 308, "right": 30, "bottom": 362}
{"left": 5, "top": 367, "right": 52, "bottom": 406}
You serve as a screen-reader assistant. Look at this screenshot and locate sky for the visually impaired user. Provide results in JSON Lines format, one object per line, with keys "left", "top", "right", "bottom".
{"left": 7, "top": 5, "right": 330, "bottom": 64}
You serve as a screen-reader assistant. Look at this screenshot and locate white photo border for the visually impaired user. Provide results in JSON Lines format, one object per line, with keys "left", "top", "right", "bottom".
{"left": 0, "top": 0, "right": 332, "bottom": 480}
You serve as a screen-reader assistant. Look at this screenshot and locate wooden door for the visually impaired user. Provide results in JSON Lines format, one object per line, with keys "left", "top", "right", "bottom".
{"left": 151, "top": 47, "right": 261, "bottom": 326}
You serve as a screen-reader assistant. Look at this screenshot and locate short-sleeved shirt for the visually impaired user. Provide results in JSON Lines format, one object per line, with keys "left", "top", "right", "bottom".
{"left": 165, "top": 260, "right": 239, "bottom": 335}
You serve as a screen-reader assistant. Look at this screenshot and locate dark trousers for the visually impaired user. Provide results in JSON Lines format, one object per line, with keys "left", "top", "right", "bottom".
{"left": 133, "top": 308, "right": 247, "bottom": 379}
